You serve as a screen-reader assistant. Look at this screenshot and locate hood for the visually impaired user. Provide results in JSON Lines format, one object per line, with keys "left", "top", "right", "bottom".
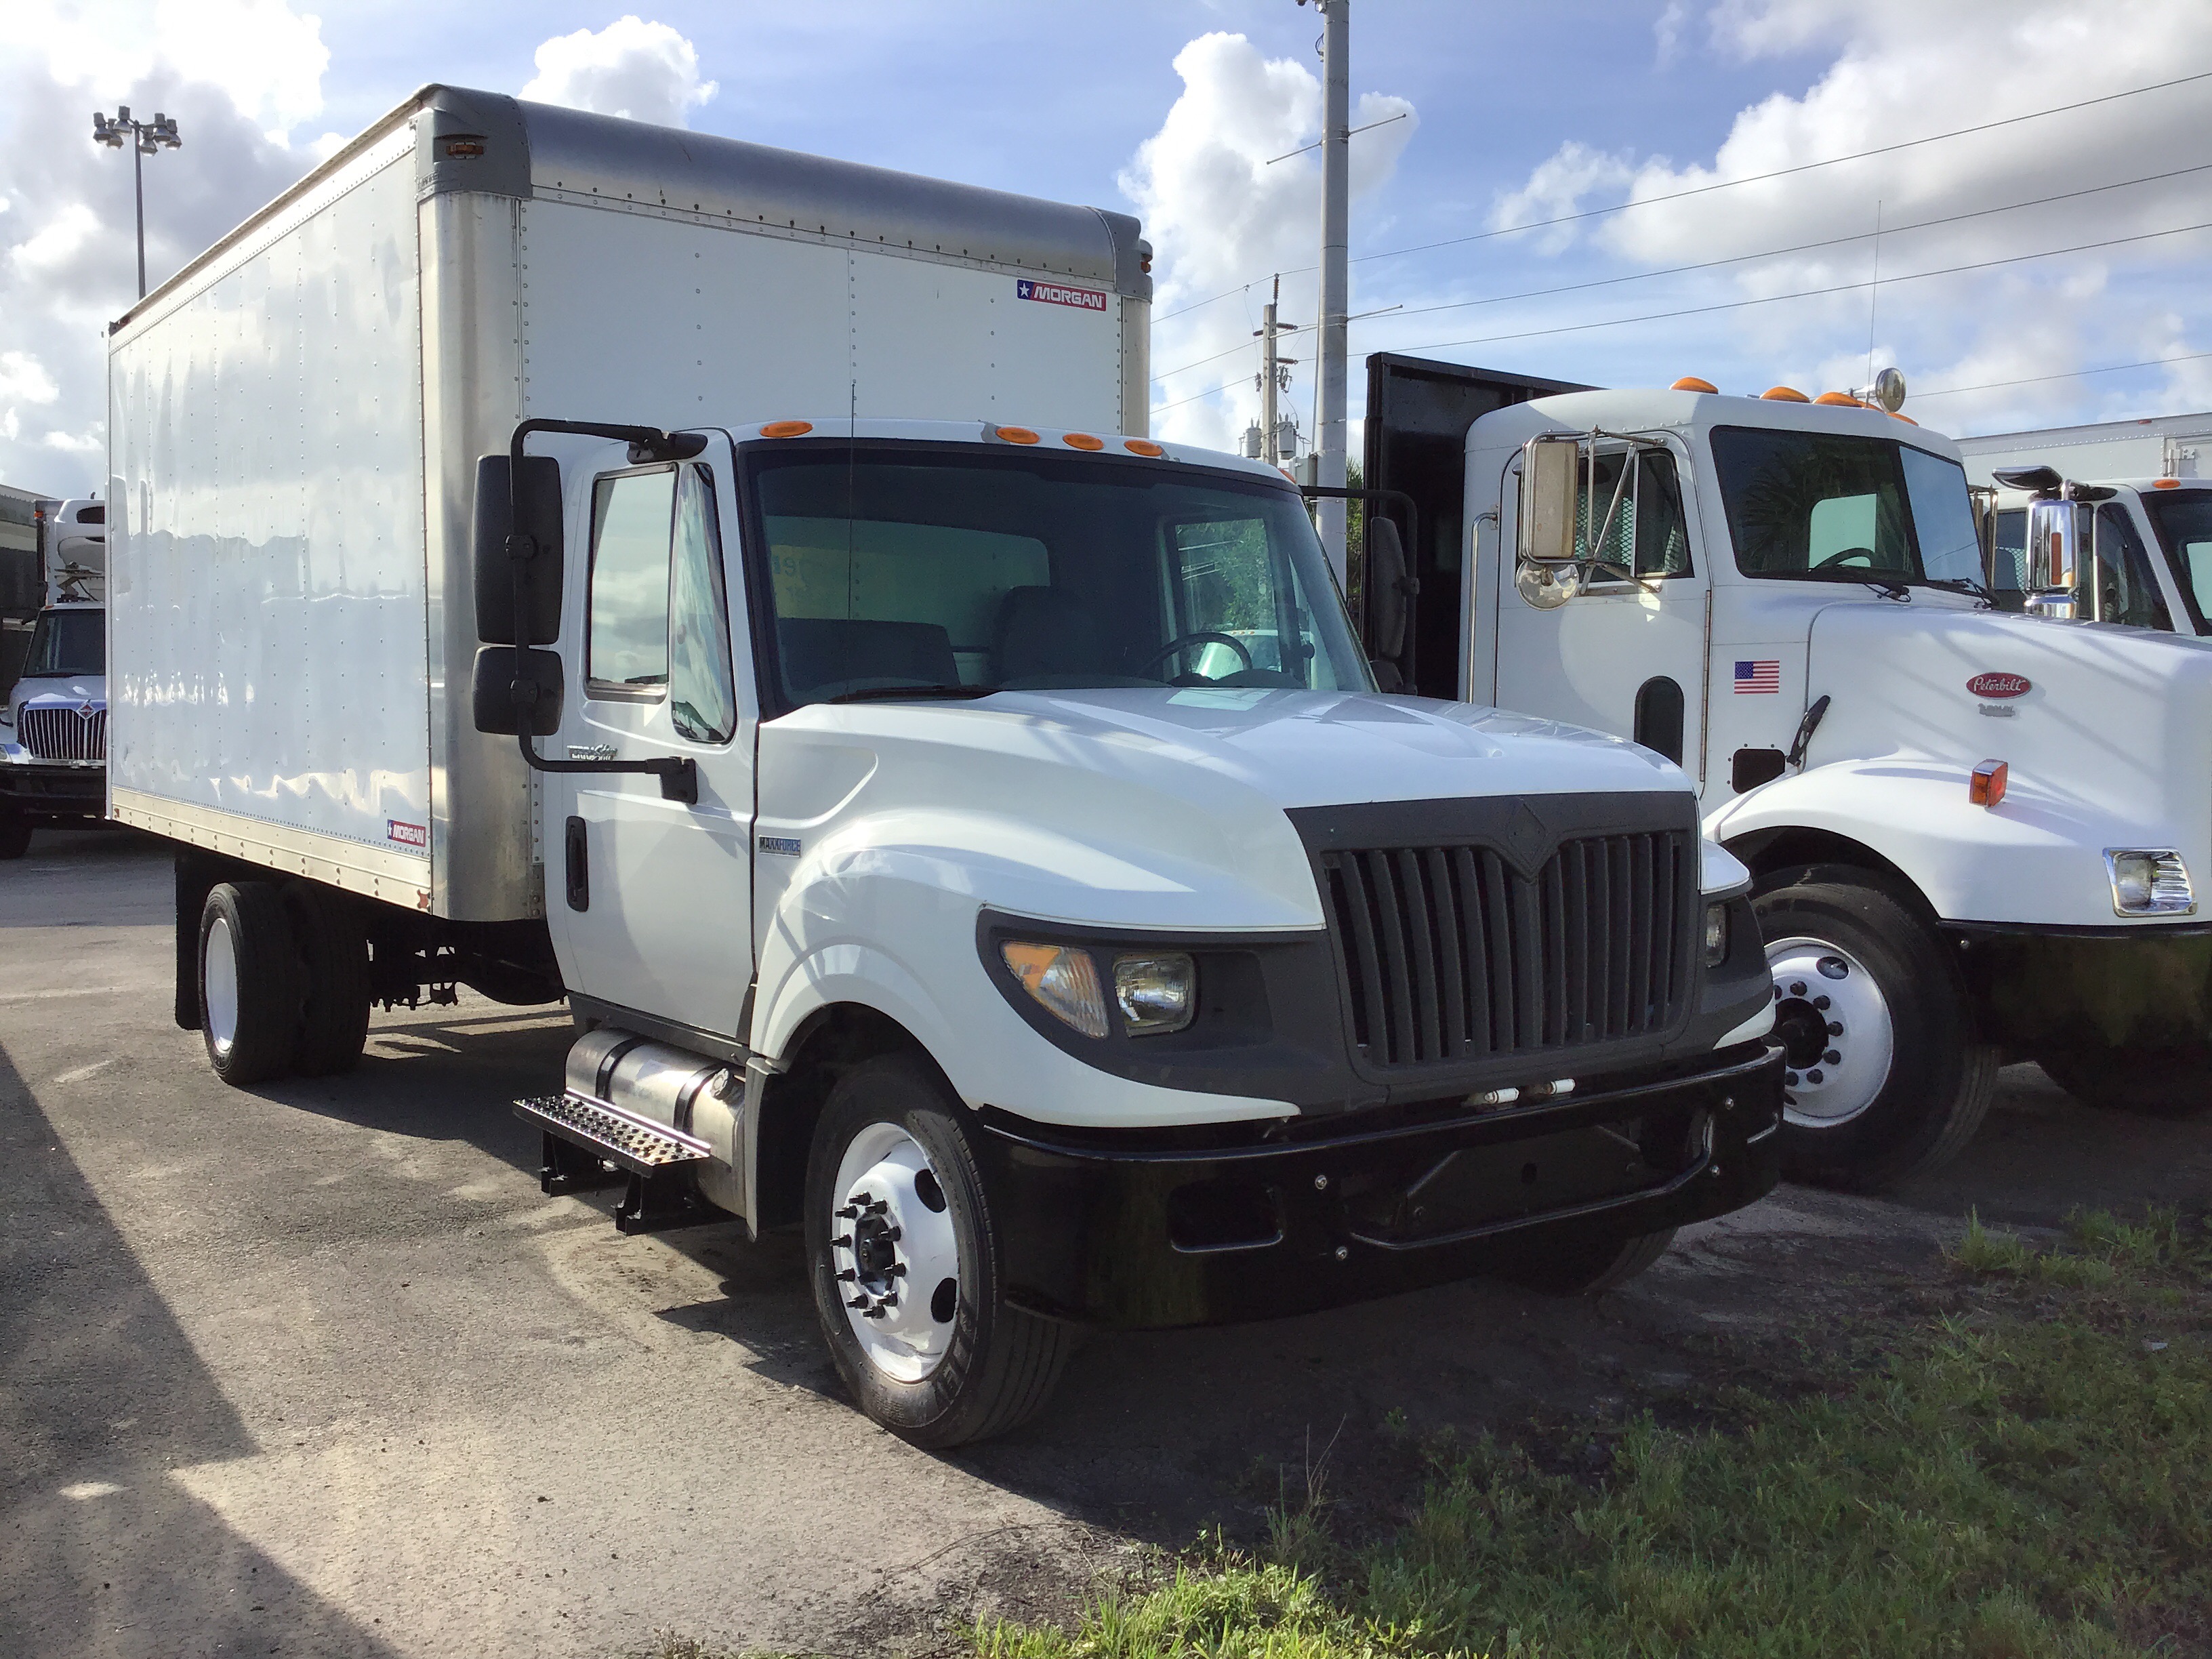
{"left": 910, "top": 687, "right": 1689, "bottom": 808}
{"left": 15, "top": 678, "right": 106, "bottom": 709}
{"left": 756, "top": 688, "right": 1694, "bottom": 935}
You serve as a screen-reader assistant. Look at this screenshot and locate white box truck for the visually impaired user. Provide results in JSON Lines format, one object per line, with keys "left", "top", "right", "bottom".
{"left": 108, "top": 87, "right": 1784, "bottom": 1445}
{"left": 1358, "top": 356, "right": 2212, "bottom": 1188}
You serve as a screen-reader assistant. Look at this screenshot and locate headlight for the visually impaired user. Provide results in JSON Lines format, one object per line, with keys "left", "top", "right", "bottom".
{"left": 1112, "top": 953, "right": 1195, "bottom": 1035}
{"left": 2104, "top": 850, "right": 2194, "bottom": 916}
{"left": 1703, "top": 901, "right": 1729, "bottom": 966}
{"left": 1000, "top": 942, "right": 1109, "bottom": 1038}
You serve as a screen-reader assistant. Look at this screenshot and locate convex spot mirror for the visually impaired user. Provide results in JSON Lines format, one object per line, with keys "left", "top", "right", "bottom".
{"left": 471, "top": 646, "right": 563, "bottom": 737}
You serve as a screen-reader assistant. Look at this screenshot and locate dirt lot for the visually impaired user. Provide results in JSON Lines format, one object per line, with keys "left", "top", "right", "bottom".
{"left": 4, "top": 828, "right": 2207, "bottom": 1658}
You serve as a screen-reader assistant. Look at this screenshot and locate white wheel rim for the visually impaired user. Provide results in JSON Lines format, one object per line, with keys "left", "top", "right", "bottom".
{"left": 830, "top": 1123, "right": 962, "bottom": 1384}
{"left": 204, "top": 913, "right": 240, "bottom": 1059}
{"left": 1766, "top": 935, "right": 1893, "bottom": 1128}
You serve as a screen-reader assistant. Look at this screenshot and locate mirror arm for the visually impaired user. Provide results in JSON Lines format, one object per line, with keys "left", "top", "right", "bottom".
{"left": 504, "top": 417, "right": 700, "bottom": 806}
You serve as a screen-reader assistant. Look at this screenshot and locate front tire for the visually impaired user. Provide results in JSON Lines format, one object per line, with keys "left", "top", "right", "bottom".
{"left": 1498, "top": 1227, "right": 1677, "bottom": 1296}
{"left": 199, "top": 882, "right": 302, "bottom": 1086}
{"left": 2039, "top": 1048, "right": 2211, "bottom": 1118}
{"left": 1754, "top": 868, "right": 1996, "bottom": 1189}
{"left": 804, "top": 1054, "right": 1075, "bottom": 1448}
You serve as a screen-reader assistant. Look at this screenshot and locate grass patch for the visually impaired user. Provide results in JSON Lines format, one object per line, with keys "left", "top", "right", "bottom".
{"left": 974, "top": 1210, "right": 2211, "bottom": 1658}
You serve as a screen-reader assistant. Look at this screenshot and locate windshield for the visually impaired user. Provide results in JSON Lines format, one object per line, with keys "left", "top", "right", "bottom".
{"left": 2141, "top": 489, "right": 2212, "bottom": 636}
{"left": 1708, "top": 427, "right": 1986, "bottom": 592}
{"left": 21, "top": 608, "right": 103, "bottom": 678}
{"left": 744, "top": 444, "right": 1370, "bottom": 708}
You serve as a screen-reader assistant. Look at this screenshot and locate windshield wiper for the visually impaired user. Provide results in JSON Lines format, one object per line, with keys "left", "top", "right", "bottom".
{"left": 1918, "top": 576, "right": 1991, "bottom": 605}
{"left": 825, "top": 682, "right": 998, "bottom": 704}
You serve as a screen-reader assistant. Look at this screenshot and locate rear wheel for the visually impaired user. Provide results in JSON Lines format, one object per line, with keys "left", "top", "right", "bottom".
{"left": 2039, "top": 1048, "right": 2211, "bottom": 1118}
{"left": 199, "top": 882, "right": 301, "bottom": 1086}
{"left": 283, "top": 880, "right": 371, "bottom": 1076}
{"left": 804, "top": 1054, "right": 1075, "bottom": 1448}
{"left": 1754, "top": 869, "right": 1996, "bottom": 1189}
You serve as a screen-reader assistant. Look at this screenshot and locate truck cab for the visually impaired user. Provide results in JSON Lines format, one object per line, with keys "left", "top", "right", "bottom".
{"left": 1983, "top": 471, "right": 2212, "bottom": 636}
{"left": 1, "top": 497, "right": 106, "bottom": 857}
{"left": 1366, "top": 357, "right": 2212, "bottom": 1188}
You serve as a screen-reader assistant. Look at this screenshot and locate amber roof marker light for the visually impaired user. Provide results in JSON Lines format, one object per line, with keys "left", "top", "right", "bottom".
{"left": 1671, "top": 376, "right": 1718, "bottom": 393}
{"left": 1123, "top": 438, "right": 1165, "bottom": 457}
{"left": 1761, "top": 386, "right": 1809, "bottom": 403}
{"left": 994, "top": 426, "right": 1040, "bottom": 445}
{"left": 758, "top": 419, "right": 813, "bottom": 438}
{"left": 1062, "top": 432, "right": 1104, "bottom": 451}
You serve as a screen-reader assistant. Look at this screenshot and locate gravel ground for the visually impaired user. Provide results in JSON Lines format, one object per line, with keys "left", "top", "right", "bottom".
{"left": 4, "top": 827, "right": 2206, "bottom": 1658}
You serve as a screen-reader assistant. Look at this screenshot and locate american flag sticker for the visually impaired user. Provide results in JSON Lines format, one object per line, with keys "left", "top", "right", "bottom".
{"left": 1734, "top": 659, "right": 1782, "bottom": 694}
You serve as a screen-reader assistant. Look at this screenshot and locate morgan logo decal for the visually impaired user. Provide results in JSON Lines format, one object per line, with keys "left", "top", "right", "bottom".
{"left": 1017, "top": 278, "right": 1107, "bottom": 312}
{"left": 1966, "top": 672, "right": 2031, "bottom": 699}
{"left": 758, "top": 835, "right": 802, "bottom": 857}
{"left": 386, "top": 819, "right": 429, "bottom": 849}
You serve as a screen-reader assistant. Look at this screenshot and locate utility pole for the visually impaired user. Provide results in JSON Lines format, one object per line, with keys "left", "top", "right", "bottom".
{"left": 1314, "top": 0, "right": 1351, "bottom": 582}
{"left": 1252, "top": 274, "right": 1301, "bottom": 468}
{"left": 93, "top": 105, "right": 182, "bottom": 299}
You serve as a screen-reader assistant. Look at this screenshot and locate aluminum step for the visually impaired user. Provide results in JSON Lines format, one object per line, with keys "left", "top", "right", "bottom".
{"left": 515, "top": 1090, "right": 712, "bottom": 1176}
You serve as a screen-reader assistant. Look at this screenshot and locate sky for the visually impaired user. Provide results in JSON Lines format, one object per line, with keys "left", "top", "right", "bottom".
{"left": 3, "top": 0, "right": 2209, "bottom": 498}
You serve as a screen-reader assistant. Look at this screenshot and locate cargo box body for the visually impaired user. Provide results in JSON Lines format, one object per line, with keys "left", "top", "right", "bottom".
{"left": 107, "top": 85, "right": 1151, "bottom": 920}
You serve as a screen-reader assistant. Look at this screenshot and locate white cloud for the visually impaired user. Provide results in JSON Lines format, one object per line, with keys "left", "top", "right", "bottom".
{"left": 1654, "top": 1, "right": 1690, "bottom": 66}
{"left": 523, "top": 16, "right": 718, "bottom": 127}
{"left": 1122, "top": 32, "right": 1415, "bottom": 449}
{"left": 1477, "top": 0, "right": 2212, "bottom": 434}
{"left": 0, "top": 2, "right": 325, "bottom": 495}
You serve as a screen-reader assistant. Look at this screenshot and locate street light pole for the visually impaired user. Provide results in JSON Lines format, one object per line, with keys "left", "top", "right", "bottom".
{"left": 92, "top": 105, "right": 182, "bottom": 299}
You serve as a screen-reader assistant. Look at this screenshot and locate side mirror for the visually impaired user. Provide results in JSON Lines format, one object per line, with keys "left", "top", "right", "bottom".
{"left": 1365, "top": 515, "right": 1411, "bottom": 661}
{"left": 2026, "top": 498, "right": 2078, "bottom": 592}
{"left": 472, "top": 453, "right": 564, "bottom": 644}
{"left": 472, "top": 645, "right": 564, "bottom": 736}
{"left": 1517, "top": 436, "right": 1579, "bottom": 567}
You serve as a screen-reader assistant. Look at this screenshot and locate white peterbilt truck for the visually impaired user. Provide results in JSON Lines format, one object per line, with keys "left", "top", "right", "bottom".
{"left": 0, "top": 497, "right": 108, "bottom": 857}
{"left": 106, "top": 88, "right": 1782, "bottom": 1445}
{"left": 1359, "top": 356, "right": 2212, "bottom": 1184}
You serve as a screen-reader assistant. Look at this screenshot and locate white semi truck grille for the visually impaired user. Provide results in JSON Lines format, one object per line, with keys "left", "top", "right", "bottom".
{"left": 18, "top": 706, "right": 106, "bottom": 762}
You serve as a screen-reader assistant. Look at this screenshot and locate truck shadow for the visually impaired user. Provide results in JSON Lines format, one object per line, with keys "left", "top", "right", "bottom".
{"left": 0, "top": 1038, "right": 406, "bottom": 1659}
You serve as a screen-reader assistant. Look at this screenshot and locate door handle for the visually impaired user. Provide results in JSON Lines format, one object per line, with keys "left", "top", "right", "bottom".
{"left": 565, "top": 816, "right": 589, "bottom": 912}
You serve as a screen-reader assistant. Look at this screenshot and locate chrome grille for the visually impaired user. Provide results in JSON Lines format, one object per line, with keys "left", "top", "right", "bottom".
{"left": 1320, "top": 829, "right": 1695, "bottom": 1070}
{"left": 18, "top": 706, "right": 106, "bottom": 762}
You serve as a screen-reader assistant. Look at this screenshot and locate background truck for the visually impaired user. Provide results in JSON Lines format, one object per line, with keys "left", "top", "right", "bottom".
{"left": 109, "top": 85, "right": 1782, "bottom": 1444}
{"left": 1359, "top": 356, "right": 2212, "bottom": 1187}
{"left": 0, "top": 483, "right": 52, "bottom": 698}
{"left": 1, "top": 496, "right": 106, "bottom": 857}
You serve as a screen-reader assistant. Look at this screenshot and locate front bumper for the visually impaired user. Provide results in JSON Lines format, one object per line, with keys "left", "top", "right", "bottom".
{"left": 1952, "top": 920, "right": 2212, "bottom": 1052}
{"left": 974, "top": 1039, "right": 1784, "bottom": 1329}
{"left": 0, "top": 758, "right": 105, "bottom": 815}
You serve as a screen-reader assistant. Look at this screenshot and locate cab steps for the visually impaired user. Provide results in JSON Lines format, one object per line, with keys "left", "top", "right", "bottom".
{"left": 516, "top": 1091, "right": 721, "bottom": 1234}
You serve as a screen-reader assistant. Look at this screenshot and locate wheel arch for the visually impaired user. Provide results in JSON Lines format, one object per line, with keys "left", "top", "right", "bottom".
{"left": 1723, "top": 825, "right": 1940, "bottom": 928}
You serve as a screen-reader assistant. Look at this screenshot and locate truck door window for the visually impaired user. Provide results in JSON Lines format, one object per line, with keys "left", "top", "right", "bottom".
{"left": 2140, "top": 489, "right": 2212, "bottom": 635}
{"left": 1578, "top": 449, "right": 1690, "bottom": 579}
{"left": 669, "top": 466, "right": 738, "bottom": 742}
{"left": 1990, "top": 508, "right": 2028, "bottom": 611}
{"left": 1711, "top": 427, "right": 1985, "bottom": 592}
{"left": 588, "top": 469, "right": 676, "bottom": 691}
{"left": 2089, "top": 502, "right": 2171, "bottom": 631}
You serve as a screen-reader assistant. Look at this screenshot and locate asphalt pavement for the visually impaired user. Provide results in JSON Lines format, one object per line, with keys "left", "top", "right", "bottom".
{"left": 4, "top": 827, "right": 2206, "bottom": 1658}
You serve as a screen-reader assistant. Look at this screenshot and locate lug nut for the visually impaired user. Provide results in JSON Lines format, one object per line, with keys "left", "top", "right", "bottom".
{"left": 1313, "top": 1173, "right": 1329, "bottom": 1192}
{"left": 1786, "top": 1071, "right": 1800, "bottom": 1086}
{"left": 1333, "top": 1246, "right": 1349, "bottom": 1262}
{"left": 1826, "top": 1021, "right": 1841, "bottom": 1036}
{"left": 1806, "top": 1069, "right": 1824, "bottom": 1084}
{"left": 1814, "top": 995, "right": 1830, "bottom": 1010}
{"left": 836, "top": 1268, "right": 855, "bottom": 1282}
{"left": 1790, "top": 981, "right": 1806, "bottom": 996}
{"left": 1824, "top": 1049, "right": 1841, "bottom": 1065}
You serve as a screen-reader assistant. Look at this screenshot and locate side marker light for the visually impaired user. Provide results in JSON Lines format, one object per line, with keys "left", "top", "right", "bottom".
{"left": 1969, "top": 758, "right": 2007, "bottom": 807}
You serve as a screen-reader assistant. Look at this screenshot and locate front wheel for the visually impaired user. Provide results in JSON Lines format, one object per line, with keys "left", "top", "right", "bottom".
{"left": 1753, "top": 869, "right": 1997, "bottom": 1189}
{"left": 804, "top": 1055, "right": 1075, "bottom": 1448}
{"left": 2039, "top": 1048, "right": 2211, "bottom": 1118}
{"left": 1497, "top": 1227, "right": 1677, "bottom": 1296}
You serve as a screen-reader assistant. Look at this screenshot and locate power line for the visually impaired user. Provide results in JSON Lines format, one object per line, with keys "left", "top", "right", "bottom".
{"left": 1149, "top": 66, "right": 2212, "bottom": 323}
{"left": 1917, "top": 350, "right": 2212, "bottom": 403}
{"left": 1370, "top": 162, "right": 2212, "bottom": 329}
{"left": 1151, "top": 218, "right": 2212, "bottom": 411}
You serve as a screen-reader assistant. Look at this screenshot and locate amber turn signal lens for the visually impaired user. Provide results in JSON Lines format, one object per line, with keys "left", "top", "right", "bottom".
{"left": 995, "top": 426, "right": 1040, "bottom": 445}
{"left": 1761, "top": 386, "right": 1809, "bottom": 403}
{"left": 758, "top": 419, "right": 813, "bottom": 438}
{"left": 1671, "top": 376, "right": 1718, "bottom": 393}
{"left": 1063, "top": 432, "right": 1104, "bottom": 451}
{"left": 1969, "top": 758, "right": 2008, "bottom": 808}
{"left": 1123, "top": 438, "right": 1165, "bottom": 457}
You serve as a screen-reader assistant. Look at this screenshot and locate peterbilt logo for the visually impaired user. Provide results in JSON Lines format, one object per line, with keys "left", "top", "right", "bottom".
{"left": 1966, "top": 672, "right": 2031, "bottom": 699}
